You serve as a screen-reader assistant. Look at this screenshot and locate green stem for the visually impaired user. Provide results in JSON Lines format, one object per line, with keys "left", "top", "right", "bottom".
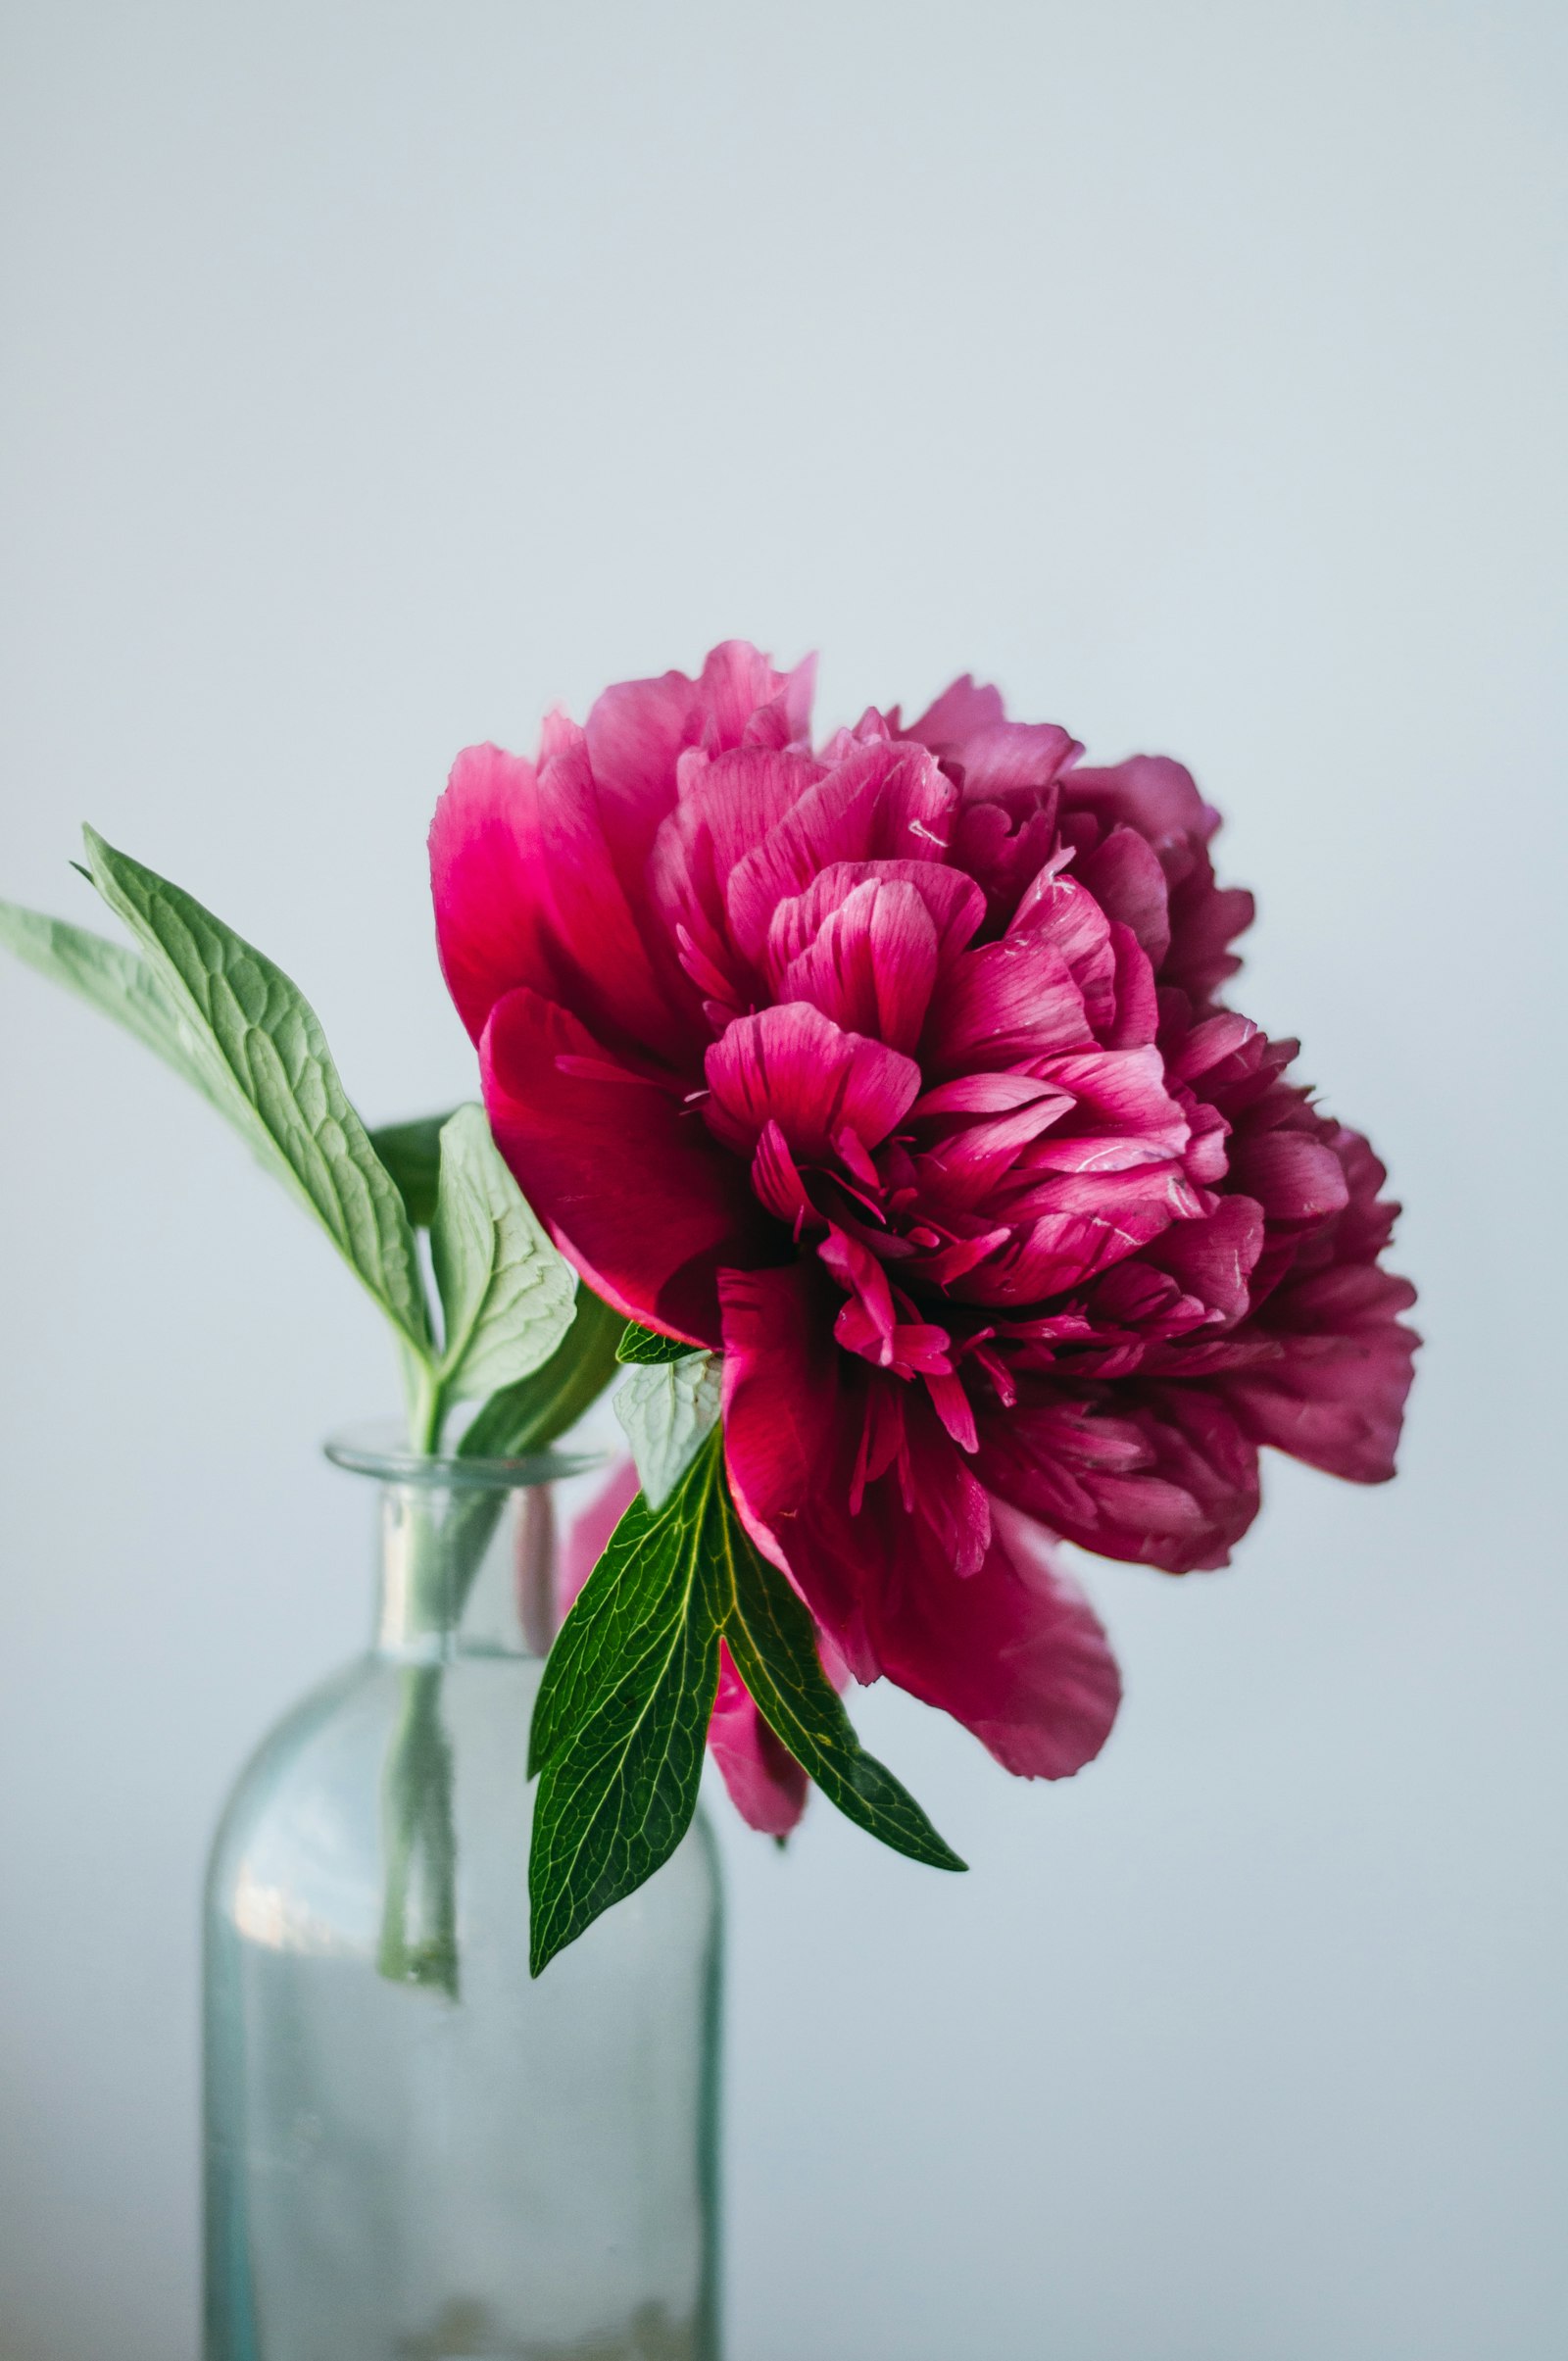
{"left": 377, "top": 1664, "right": 460, "bottom": 1998}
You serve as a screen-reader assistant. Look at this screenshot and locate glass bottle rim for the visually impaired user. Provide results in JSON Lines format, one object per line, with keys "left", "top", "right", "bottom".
{"left": 324, "top": 1420, "right": 604, "bottom": 1492}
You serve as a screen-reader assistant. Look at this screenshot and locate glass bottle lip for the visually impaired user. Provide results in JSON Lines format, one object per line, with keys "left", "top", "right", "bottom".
{"left": 324, "top": 1421, "right": 604, "bottom": 1493}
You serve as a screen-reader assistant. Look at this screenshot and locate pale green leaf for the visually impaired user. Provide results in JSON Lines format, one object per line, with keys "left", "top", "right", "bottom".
{"left": 0, "top": 900, "right": 228, "bottom": 1109}
{"left": 612, "top": 1350, "right": 723, "bottom": 1508}
{"left": 80, "top": 827, "right": 430, "bottom": 1350}
{"left": 368, "top": 1111, "right": 455, "bottom": 1229}
{"left": 429, "top": 1105, "right": 576, "bottom": 1402}
{"left": 459, "top": 1283, "right": 623, "bottom": 1459}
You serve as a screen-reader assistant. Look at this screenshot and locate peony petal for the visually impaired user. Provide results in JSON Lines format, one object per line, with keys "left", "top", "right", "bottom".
{"left": 719, "top": 1260, "right": 879, "bottom": 1668}
{"left": 774, "top": 876, "right": 942, "bottom": 1054}
{"left": 765, "top": 861, "right": 985, "bottom": 986}
{"left": 533, "top": 726, "right": 700, "bottom": 1055}
{"left": 869, "top": 1498, "right": 1121, "bottom": 1780}
{"left": 708, "top": 1641, "right": 809, "bottom": 1837}
{"left": 1220, "top": 1315, "right": 1417, "bottom": 1483}
{"left": 724, "top": 740, "right": 959, "bottom": 965}
{"left": 922, "top": 936, "right": 1095, "bottom": 1076}
{"left": 482, "top": 985, "right": 776, "bottom": 1347}
{"left": 703, "top": 1003, "right": 921, "bottom": 1160}
{"left": 648, "top": 745, "right": 825, "bottom": 1013}
{"left": 1063, "top": 755, "right": 1218, "bottom": 858}
{"left": 979, "top": 1384, "right": 1261, "bottom": 1572}
{"left": 1076, "top": 825, "right": 1172, "bottom": 966}
{"left": 1227, "top": 1132, "right": 1351, "bottom": 1224}
{"left": 430, "top": 742, "right": 558, "bottom": 1042}
{"left": 901, "top": 673, "right": 1007, "bottom": 752}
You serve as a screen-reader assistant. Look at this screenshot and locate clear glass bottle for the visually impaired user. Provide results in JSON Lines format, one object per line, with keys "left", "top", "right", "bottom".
{"left": 204, "top": 1436, "right": 723, "bottom": 2361}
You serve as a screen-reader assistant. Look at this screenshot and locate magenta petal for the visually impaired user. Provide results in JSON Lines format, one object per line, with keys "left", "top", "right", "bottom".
{"left": 704, "top": 1003, "right": 921, "bottom": 1159}
{"left": 871, "top": 1499, "right": 1121, "bottom": 1780}
{"left": 533, "top": 727, "right": 696, "bottom": 1055}
{"left": 1228, "top": 1133, "right": 1351, "bottom": 1223}
{"left": 774, "top": 876, "right": 942, "bottom": 1054}
{"left": 708, "top": 1642, "right": 809, "bottom": 1837}
{"left": 719, "top": 1261, "right": 882, "bottom": 1671}
{"left": 429, "top": 742, "right": 556, "bottom": 1042}
{"left": 979, "top": 1384, "right": 1261, "bottom": 1572}
{"left": 902, "top": 674, "right": 1007, "bottom": 751}
{"left": 923, "top": 937, "right": 1094, "bottom": 1074}
{"left": 766, "top": 861, "right": 986, "bottom": 987}
{"left": 482, "top": 986, "right": 776, "bottom": 1346}
{"left": 1076, "top": 825, "right": 1172, "bottom": 966}
{"left": 724, "top": 741, "right": 959, "bottom": 965}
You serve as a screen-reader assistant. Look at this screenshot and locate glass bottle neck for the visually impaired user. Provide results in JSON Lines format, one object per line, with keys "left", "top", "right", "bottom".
{"left": 371, "top": 1481, "right": 558, "bottom": 1661}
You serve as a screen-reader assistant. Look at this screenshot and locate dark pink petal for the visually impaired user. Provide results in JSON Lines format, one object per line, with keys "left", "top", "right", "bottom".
{"left": 774, "top": 876, "right": 942, "bottom": 1054}
{"left": 724, "top": 741, "right": 959, "bottom": 965}
{"left": 1227, "top": 1133, "right": 1351, "bottom": 1224}
{"left": 922, "top": 936, "right": 1094, "bottom": 1074}
{"left": 1126, "top": 1194, "right": 1265, "bottom": 1327}
{"left": 902, "top": 674, "right": 1007, "bottom": 750}
{"left": 708, "top": 1642, "right": 809, "bottom": 1837}
{"left": 979, "top": 1383, "right": 1261, "bottom": 1572}
{"left": 719, "top": 1260, "right": 881, "bottom": 1669}
{"left": 1017, "top": 1047, "right": 1191, "bottom": 1172}
{"left": 1063, "top": 755, "right": 1218, "bottom": 858}
{"left": 1220, "top": 1317, "right": 1417, "bottom": 1483}
{"left": 765, "top": 861, "right": 986, "bottom": 985}
{"left": 941, "top": 720, "right": 1083, "bottom": 796}
{"left": 719, "top": 1266, "right": 989, "bottom": 1672}
{"left": 703, "top": 1003, "right": 921, "bottom": 1159}
{"left": 1077, "top": 825, "right": 1172, "bottom": 966}
{"left": 951, "top": 1166, "right": 1202, "bottom": 1301}
{"left": 869, "top": 1500, "right": 1121, "bottom": 1780}
{"left": 430, "top": 742, "right": 557, "bottom": 1042}
{"left": 1006, "top": 870, "right": 1119, "bottom": 1037}
{"left": 581, "top": 667, "right": 697, "bottom": 866}
{"left": 483, "top": 986, "right": 776, "bottom": 1347}
{"left": 534, "top": 726, "right": 696, "bottom": 1053}
{"left": 648, "top": 745, "right": 825, "bottom": 1012}
{"left": 1103, "top": 920, "right": 1160, "bottom": 1050}
{"left": 696, "top": 639, "right": 814, "bottom": 751}
{"left": 913, "top": 1071, "right": 1068, "bottom": 1119}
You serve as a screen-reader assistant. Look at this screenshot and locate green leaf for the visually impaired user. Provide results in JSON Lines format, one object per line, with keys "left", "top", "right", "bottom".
{"left": 612, "top": 1350, "right": 723, "bottom": 1508}
{"left": 429, "top": 1106, "right": 575, "bottom": 1405}
{"left": 368, "top": 1111, "right": 454, "bottom": 1229}
{"left": 79, "top": 828, "right": 430, "bottom": 1351}
{"left": 616, "top": 1319, "right": 696, "bottom": 1365}
{"left": 527, "top": 1438, "right": 726, "bottom": 1975}
{"left": 527, "top": 1433, "right": 965, "bottom": 1971}
{"left": 458, "top": 1282, "right": 623, "bottom": 1460}
{"left": 713, "top": 1478, "right": 968, "bottom": 1874}
{"left": 0, "top": 900, "right": 230, "bottom": 1107}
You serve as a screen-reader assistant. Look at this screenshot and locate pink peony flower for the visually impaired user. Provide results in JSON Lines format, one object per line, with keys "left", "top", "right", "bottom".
{"left": 433, "top": 642, "right": 1416, "bottom": 1819}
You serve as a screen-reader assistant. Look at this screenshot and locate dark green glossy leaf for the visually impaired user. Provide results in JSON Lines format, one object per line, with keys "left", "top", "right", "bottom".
{"left": 527, "top": 1434, "right": 965, "bottom": 1970}
{"left": 527, "top": 1437, "right": 726, "bottom": 1975}
{"left": 368, "top": 1112, "right": 453, "bottom": 1229}
{"left": 616, "top": 1320, "right": 696, "bottom": 1365}
{"left": 715, "top": 1481, "right": 968, "bottom": 1874}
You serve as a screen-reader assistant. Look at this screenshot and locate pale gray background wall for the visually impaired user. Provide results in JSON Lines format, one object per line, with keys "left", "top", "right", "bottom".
{"left": 1, "top": 4, "right": 1563, "bottom": 2356}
